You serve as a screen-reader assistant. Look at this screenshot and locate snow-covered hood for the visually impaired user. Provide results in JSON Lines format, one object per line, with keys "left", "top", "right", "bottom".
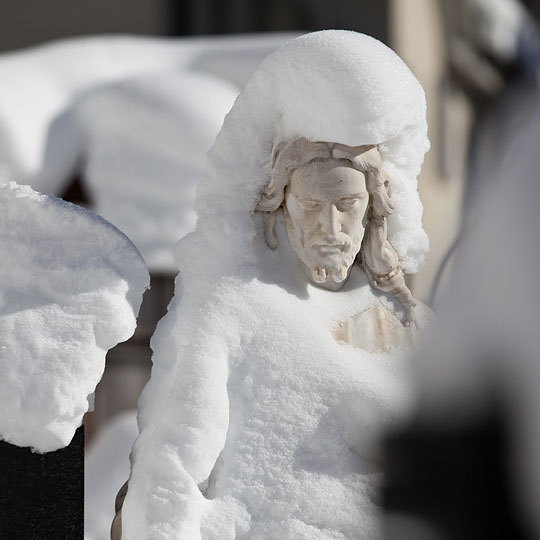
{"left": 184, "top": 30, "right": 429, "bottom": 278}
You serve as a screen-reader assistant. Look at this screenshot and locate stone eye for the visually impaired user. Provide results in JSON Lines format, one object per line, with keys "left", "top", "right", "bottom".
{"left": 337, "top": 199, "right": 359, "bottom": 211}
{"left": 302, "top": 200, "right": 321, "bottom": 210}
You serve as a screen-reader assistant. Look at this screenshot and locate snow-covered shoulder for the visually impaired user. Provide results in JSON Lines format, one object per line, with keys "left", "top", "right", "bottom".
{"left": 0, "top": 182, "right": 149, "bottom": 452}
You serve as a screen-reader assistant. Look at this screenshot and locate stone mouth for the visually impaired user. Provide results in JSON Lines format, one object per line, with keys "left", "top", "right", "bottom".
{"left": 313, "top": 244, "right": 346, "bottom": 254}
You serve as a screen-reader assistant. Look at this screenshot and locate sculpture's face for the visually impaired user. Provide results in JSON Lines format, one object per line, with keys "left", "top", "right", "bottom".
{"left": 284, "top": 159, "right": 369, "bottom": 290}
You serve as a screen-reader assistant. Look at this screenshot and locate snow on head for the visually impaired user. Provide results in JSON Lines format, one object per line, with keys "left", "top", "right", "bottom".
{"left": 0, "top": 182, "right": 148, "bottom": 452}
{"left": 122, "top": 31, "right": 431, "bottom": 540}
{"left": 193, "top": 30, "right": 429, "bottom": 274}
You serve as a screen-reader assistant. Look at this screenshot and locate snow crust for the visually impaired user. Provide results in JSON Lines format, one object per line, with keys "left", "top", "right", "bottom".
{"left": 123, "top": 31, "right": 430, "bottom": 540}
{"left": 0, "top": 182, "right": 148, "bottom": 452}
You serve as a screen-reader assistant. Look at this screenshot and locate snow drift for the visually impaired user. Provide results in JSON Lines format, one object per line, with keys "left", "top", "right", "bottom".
{"left": 69, "top": 71, "right": 238, "bottom": 271}
{"left": 123, "top": 31, "right": 430, "bottom": 540}
{"left": 0, "top": 34, "right": 297, "bottom": 271}
{"left": 0, "top": 33, "right": 298, "bottom": 193}
{"left": 0, "top": 182, "right": 148, "bottom": 452}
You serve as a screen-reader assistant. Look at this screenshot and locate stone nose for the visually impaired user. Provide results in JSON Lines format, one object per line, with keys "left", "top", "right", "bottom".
{"left": 319, "top": 204, "right": 341, "bottom": 237}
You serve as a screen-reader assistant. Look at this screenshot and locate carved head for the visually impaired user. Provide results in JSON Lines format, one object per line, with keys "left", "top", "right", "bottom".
{"left": 256, "top": 138, "right": 418, "bottom": 324}
{"left": 283, "top": 154, "right": 369, "bottom": 289}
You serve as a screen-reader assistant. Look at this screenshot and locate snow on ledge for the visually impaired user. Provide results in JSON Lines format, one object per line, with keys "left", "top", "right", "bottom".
{"left": 0, "top": 182, "right": 149, "bottom": 452}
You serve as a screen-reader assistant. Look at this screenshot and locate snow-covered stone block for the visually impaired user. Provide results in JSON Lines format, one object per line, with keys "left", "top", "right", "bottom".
{"left": 0, "top": 182, "right": 148, "bottom": 452}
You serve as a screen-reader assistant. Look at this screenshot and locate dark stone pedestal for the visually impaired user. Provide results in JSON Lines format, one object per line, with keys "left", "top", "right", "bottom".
{"left": 0, "top": 426, "right": 84, "bottom": 540}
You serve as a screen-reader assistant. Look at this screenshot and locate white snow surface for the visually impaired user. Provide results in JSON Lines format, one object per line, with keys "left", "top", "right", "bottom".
{"left": 70, "top": 71, "right": 238, "bottom": 271}
{"left": 0, "top": 32, "right": 298, "bottom": 190}
{"left": 0, "top": 182, "right": 148, "bottom": 452}
{"left": 0, "top": 33, "right": 297, "bottom": 271}
{"left": 123, "top": 31, "right": 430, "bottom": 540}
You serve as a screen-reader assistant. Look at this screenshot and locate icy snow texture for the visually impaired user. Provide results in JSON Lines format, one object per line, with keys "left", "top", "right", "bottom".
{"left": 0, "top": 34, "right": 297, "bottom": 270}
{"left": 123, "top": 31, "right": 430, "bottom": 540}
{"left": 0, "top": 182, "right": 148, "bottom": 452}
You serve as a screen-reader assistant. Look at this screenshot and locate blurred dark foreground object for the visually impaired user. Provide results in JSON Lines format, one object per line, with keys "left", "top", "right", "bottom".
{"left": 382, "top": 50, "right": 540, "bottom": 540}
{"left": 384, "top": 408, "right": 529, "bottom": 540}
{"left": 381, "top": 3, "right": 540, "bottom": 536}
{"left": 0, "top": 426, "right": 84, "bottom": 540}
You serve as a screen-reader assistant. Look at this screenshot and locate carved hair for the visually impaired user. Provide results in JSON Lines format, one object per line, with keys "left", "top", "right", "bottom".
{"left": 256, "top": 138, "right": 417, "bottom": 326}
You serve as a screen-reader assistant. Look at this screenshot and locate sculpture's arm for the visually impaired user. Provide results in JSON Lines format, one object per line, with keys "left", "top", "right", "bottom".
{"left": 120, "top": 330, "right": 230, "bottom": 540}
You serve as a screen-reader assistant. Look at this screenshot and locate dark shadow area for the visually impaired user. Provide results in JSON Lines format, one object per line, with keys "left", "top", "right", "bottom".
{"left": 384, "top": 408, "right": 530, "bottom": 540}
{"left": 0, "top": 427, "right": 84, "bottom": 540}
{"left": 60, "top": 174, "right": 92, "bottom": 207}
{"left": 169, "top": 0, "right": 389, "bottom": 44}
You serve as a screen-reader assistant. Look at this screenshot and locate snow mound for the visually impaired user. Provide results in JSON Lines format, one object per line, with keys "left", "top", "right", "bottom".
{"left": 0, "top": 33, "right": 297, "bottom": 272}
{"left": 70, "top": 71, "right": 238, "bottom": 271}
{"left": 0, "top": 33, "right": 298, "bottom": 194}
{"left": 0, "top": 182, "right": 148, "bottom": 452}
{"left": 123, "top": 31, "right": 430, "bottom": 540}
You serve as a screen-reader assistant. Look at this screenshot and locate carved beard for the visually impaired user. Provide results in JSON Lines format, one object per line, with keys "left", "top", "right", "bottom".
{"left": 298, "top": 230, "right": 361, "bottom": 286}
{"left": 283, "top": 205, "right": 364, "bottom": 289}
{"left": 308, "top": 248, "right": 357, "bottom": 285}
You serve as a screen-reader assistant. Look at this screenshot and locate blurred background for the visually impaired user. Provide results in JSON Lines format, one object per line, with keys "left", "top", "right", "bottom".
{"left": 1, "top": 0, "right": 540, "bottom": 538}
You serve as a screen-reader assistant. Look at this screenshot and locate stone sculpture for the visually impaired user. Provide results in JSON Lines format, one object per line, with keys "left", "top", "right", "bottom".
{"left": 257, "top": 138, "right": 418, "bottom": 340}
{"left": 117, "top": 30, "right": 432, "bottom": 540}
